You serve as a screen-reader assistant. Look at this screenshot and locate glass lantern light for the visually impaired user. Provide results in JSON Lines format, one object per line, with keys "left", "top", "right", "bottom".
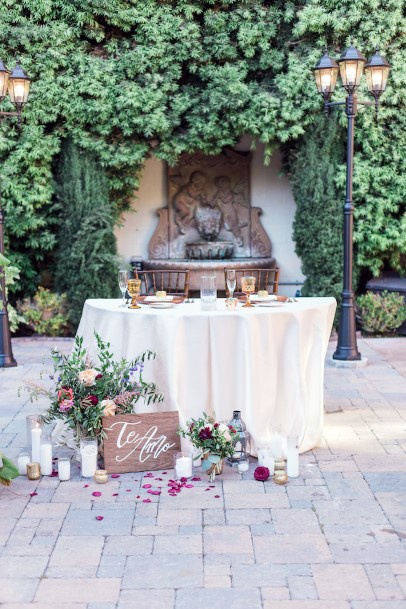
{"left": 336, "top": 43, "right": 366, "bottom": 93}
{"left": 0, "top": 60, "right": 10, "bottom": 100}
{"left": 364, "top": 49, "right": 391, "bottom": 100}
{"left": 8, "top": 62, "right": 31, "bottom": 112}
{"left": 226, "top": 410, "right": 249, "bottom": 466}
{"left": 313, "top": 50, "right": 339, "bottom": 100}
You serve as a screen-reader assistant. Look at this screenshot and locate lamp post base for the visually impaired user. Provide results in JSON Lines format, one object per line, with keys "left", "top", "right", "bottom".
{"left": 0, "top": 310, "right": 17, "bottom": 368}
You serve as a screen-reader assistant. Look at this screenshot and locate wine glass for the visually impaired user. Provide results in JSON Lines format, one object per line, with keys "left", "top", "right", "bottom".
{"left": 226, "top": 269, "right": 236, "bottom": 298}
{"left": 118, "top": 270, "right": 128, "bottom": 307}
{"left": 241, "top": 276, "right": 256, "bottom": 308}
{"left": 127, "top": 278, "right": 142, "bottom": 309}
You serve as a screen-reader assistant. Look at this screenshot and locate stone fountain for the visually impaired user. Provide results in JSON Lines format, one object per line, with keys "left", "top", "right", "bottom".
{"left": 144, "top": 149, "right": 275, "bottom": 291}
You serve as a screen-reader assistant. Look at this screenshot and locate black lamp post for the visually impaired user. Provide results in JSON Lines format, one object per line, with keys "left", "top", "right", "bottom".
{"left": 0, "top": 59, "right": 31, "bottom": 367}
{"left": 314, "top": 44, "right": 390, "bottom": 361}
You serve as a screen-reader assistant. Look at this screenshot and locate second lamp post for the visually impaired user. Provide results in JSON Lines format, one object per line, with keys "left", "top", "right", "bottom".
{"left": 314, "top": 43, "right": 390, "bottom": 361}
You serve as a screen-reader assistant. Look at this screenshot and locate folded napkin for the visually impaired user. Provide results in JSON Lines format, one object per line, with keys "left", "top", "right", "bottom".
{"left": 144, "top": 295, "right": 174, "bottom": 302}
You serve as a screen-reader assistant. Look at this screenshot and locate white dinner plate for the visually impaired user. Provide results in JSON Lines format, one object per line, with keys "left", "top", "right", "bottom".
{"left": 250, "top": 294, "right": 277, "bottom": 303}
{"left": 148, "top": 302, "right": 176, "bottom": 309}
{"left": 256, "top": 302, "right": 283, "bottom": 307}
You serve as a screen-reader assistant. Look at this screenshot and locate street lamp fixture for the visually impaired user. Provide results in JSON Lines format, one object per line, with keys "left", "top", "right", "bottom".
{"left": 314, "top": 43, "right": 390, "bottom": 361}
{"left": 0, "top": 57, "right": 31, "bottom": 368}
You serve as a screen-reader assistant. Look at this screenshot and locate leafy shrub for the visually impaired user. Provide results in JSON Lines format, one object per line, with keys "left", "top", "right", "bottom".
{"left": 18, "top": 287, "right": 70, "bottom": 336}
{"left": 357, "top": 290, "right": 406, "bottom": 335}
{"left": 1, "top": 257, "right": 25, "bottom": 333}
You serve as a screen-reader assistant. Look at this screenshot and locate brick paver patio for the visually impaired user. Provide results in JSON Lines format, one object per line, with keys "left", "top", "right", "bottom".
{"left": 0, "top": 336, "right": 405, "bottom": 608}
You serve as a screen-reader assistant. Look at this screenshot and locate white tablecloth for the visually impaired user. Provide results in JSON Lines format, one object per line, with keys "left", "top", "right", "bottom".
{"left": 77, "top": 297, "right": 336, "bottom": 454}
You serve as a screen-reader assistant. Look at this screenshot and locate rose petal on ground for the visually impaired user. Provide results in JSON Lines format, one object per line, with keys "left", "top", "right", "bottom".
{"left": 95, "top": 516, "right": 104, "bottom": 521}
{"left": 29, "top": 492, "right": 38, "bottom": 497}
{"left": 111, "top": 474, "right": 120, "bottom": 478}
{"left": 209, "top": 485, "right": 216, "bottom": 488}
{"left": 214, "top": 495, "right": 220, "bottom": 498}
{"left": 142, "top": 498, "right": 151, "bottom": 503}
{"left": 205, "top": 488, "right": 211, "bottom": 491}
{"left": 92, "top": 491, "right": 102, "bottom": 497}
{"left": 180, "top": 477, "right": 187, "bottom": 482}
{"left": 112, "top": 493, "right": 118, "bottom": 496}
{"left": 155, "top": 477, "right": 162, "bottom": 481}
{"left": 142, "top": 484, "right": 152, "bottom": 489}
{"left": 147, "top": 490, "right": 161, "bottom": 495}
{"left": 191, "top": 477, "right": 201, "bottom": 481}
{"left": 137, "top": 495, "right": 140, "bottom": 499}
{"left": 185, "top": 484, "right": 194, "bottom": 488}
{"left": 162, "top": 472, "right": 167, "bottom": 474}
{"left": 84, "top": 484, "right": 89, "bottom": 488}
{"left": 126, "top": 489, "right": 131, "bottom": 492}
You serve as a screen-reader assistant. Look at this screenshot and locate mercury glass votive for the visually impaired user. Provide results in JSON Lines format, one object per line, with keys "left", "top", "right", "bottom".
{"left": 274, "top": 459, "right": 285, "bottom": 471}
{"left": 274, "top": 471, "right": 288, "bottom": 485}
{"left": 94, "top": 469, "right": 108, "bottom": 484}
{"left": 27, "top": 462, "right": 41, "bottom": 480}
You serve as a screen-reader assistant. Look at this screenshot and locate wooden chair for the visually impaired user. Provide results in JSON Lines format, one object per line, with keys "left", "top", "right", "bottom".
{"left": 224, "top": 267, "right": 280, "bottom": 297}
{"left": 134, "top": 269, "right": 190, "bottom": 299}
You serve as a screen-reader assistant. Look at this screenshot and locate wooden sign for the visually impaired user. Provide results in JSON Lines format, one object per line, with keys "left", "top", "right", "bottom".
{"left": 102, "top": 412, "right": 181, "bottom": 474}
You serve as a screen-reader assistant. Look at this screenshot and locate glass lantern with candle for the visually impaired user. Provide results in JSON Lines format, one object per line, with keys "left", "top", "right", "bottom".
{"left": 226, "top": 411, "right": 249, "bottom": 466}
{"left": 80, "top": 437, "right": 98, "bottom": 477}
{"left": 26, "top": 415, "right": 43, "bottom": 452}
{"left": 40, "top": 433, "right": 53, "bottom": 476}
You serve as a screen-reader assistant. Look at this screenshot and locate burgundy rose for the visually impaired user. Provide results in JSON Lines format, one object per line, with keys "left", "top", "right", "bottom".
{"left": 87, "top": 394, "right": 99, "bottom": 406}
{"left": 95, "top": 374, "right": 103, "bottom": 380}
{"left": 198, "top": 426, "right": 213, "bottom": 440}
{"left": 214, "top": 423, "right": 219, "bottom": 429}
{"left": 254, "top": 466, "right": 270, "bottom": 481}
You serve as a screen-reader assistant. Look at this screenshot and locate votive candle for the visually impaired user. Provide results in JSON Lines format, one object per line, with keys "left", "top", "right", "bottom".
{"left": 58, "top": 457, "right": 71, "bottom": 481}
{"left": 40, "top": 436, "right": 53, "bottom": 476}
{"left": 17, "top": 452, "right": 31, "bottom": 475}
{"left": 175, "top": 453, "right": 193, "bottom": 479}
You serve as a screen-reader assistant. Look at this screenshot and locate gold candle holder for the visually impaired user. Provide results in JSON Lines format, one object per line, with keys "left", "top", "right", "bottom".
{"left": 274, "top": 471, "right": 288, "bottom": 485}
{"left": 274, "top": 459, "right": 285, "bottom": 471}
{"left": 27, "top": 462, "right": 41, "bottom": 480}
{"left": 127, "top": 279, "right": 142, "bottom": 309}
{"left": 94, "top": 469, "right": 108, "bottom": 484}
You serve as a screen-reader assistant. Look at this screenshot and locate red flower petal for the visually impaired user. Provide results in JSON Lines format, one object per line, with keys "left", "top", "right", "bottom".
{"left": 137, "top": 495, "right": 140, "bottom": 498}
{"left": 126, "top": 489, "right": 131, "bottom": 492}
{"left": 205, "top": 488, "right": 211, "bottom": 491}
{"left": 214, "top": 495, "right": 220, "bottom": 498}
{"left": 147, "top": 490, "right": 161, "bottom": 495}
{"left": 191, "top": 477, "right": 201, "bottom": 481}
{"left": 162, "top": 472, "right": 167, "bottom": 474}
{"left": 112, "top": 493, "right": 118, "bottom": 496}
{"left": 142, "top": 484, "right": 152, "bottom": 489}
{"left": 84, "top": 484, "right": 89, "bottom": 488}
{"left": 209, "top": 485, "right": 216, "bottom": 488}
{"left": 30, "top": 492, "right": 38, "bottom": 497}
{"left": 92, "top": 491, "right": 102, "bottom": 497}
{"left": 95, "top": 516, "right": 104, "bottom": 521}
{"left": 142, "top": 498, "right": 151, "bottom": 503}
{"left": 185, "top": 484, "right": 194, "bottom": 488}
{"left": 111, "top": 474, "right": 120, "bottom": 479}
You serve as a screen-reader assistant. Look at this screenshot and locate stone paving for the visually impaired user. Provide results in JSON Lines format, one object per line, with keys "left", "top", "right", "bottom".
{"left": 0, "top": 336, "right": 405, "bottom": 609}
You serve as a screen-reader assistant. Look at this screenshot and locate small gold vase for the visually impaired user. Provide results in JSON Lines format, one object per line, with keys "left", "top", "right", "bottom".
{"left": 27, "top": 462, "right": 41, "bottom": 480}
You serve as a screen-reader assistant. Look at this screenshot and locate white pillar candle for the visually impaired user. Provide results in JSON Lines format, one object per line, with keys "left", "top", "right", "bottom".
{"left": 40, "top": 442, "right": 53, "bottom": 476}
{"left": 272, "top": 435, "right": 283, "bottom": 459}
{"left": 262, "top": 453, "right": 275, "bottom": 475}
{"left": 31, "top": 428, "right": 42, "bottom": 463}
{"left": 80, "top": 443, "right": 98, "bottom": 478}
{"left": 175, "top": 455, "right": 193, "bottom": 479}
{"left": 58, "top": 458, "right": 71, "bottom": 481}
{"left": 287, "top": 436, "right": 299, "bottom": 478}
{"left": 17, "top": 454, "right": 31, "bottom": 475}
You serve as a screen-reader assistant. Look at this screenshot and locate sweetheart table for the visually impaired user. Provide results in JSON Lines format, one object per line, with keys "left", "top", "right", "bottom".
{"left": 77, "top": 297, "right": 336, "bottom": 455}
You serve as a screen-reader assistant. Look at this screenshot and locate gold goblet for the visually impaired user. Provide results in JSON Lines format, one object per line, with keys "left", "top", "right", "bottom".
{"left": 241, "top": 276, "right": 256, "bottom": 308}
{"left": 127, "top": 279, "right": 142, "bottom": 309}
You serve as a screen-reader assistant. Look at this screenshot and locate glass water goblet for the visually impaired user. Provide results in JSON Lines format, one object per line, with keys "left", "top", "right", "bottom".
{"left": 241, "top": 276, "right": 256, "bottom": 308}
{"left": 118, "top": 270, "right": 128, "bottom": 307}
{"left": 226, "top": 269, "right": 236, "bottom": 298}
{"left": 127, "top": 279, "right": 142, "bottom": 309}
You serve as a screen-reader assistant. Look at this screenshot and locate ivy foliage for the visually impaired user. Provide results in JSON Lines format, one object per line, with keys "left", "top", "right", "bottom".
{"left": 0, "top": 0, "right": 404, "bottom": 303}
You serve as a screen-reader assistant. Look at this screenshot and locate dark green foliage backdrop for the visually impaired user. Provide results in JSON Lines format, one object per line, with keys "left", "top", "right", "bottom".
{"left": 55, "top": 140, "right": 118, "bottom": 326}
{"left": 0, "top": 0, "right": 404, "bottom": 306}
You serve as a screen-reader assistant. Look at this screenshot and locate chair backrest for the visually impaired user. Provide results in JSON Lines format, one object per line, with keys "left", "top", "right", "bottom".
{"left": 224, "top": 267, "right": 280, "bottom": 296}
{"left": 134, "top": 269, "right": 190, "bottom": 298}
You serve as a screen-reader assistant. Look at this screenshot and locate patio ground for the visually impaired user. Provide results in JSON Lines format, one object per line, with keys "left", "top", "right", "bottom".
{"left": 0, "top": 336, "right": 405, "bottom": 609}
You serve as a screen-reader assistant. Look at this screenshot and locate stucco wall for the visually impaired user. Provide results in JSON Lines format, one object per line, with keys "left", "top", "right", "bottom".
{"left": 115, "top": 142, "right": 305, "bottom": 296}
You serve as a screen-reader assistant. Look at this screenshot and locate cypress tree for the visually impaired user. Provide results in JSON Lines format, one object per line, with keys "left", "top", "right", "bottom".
{"left": 288, "top": 115, "right": 345, "bottom": 304}
{"left": 54, "top": 140, "right": 118, "bottom": 327}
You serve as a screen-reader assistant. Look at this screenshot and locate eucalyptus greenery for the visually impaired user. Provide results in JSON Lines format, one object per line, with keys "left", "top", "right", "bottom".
{"left": 0, "top": 1, "right": 404, "bottom": 311}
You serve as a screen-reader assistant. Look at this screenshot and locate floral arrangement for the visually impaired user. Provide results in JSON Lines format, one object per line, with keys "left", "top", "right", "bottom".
{"left": 25, "top": 334, "right": 164, "bottom": 444}
{"left": 179, "top": 413, "right": 237, "bottom": 480}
